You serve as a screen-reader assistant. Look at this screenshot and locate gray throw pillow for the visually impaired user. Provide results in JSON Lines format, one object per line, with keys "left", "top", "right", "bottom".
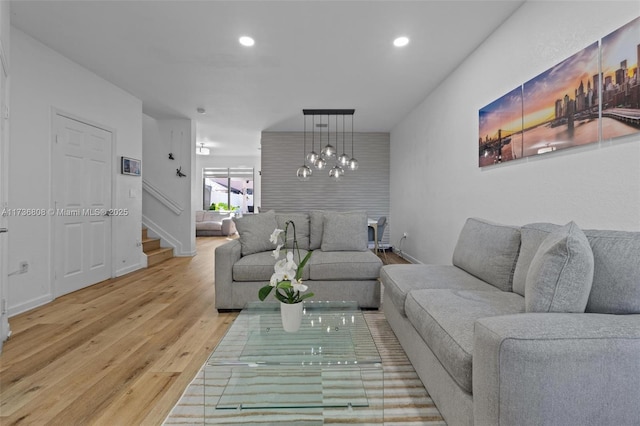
{"left": 309, "top": 210, "right": 326, "bottom": 250}
{"left": 233, "top": 210, "right": 277, "bottom": 256}
{"left": 452, "top": 218, "right": 521, "bottom": 292}
{"left": 321, "top": 211, "right": 368, "bottom": 252}
{"left": 525, "top": 221, "right": 594, "bottom": 313}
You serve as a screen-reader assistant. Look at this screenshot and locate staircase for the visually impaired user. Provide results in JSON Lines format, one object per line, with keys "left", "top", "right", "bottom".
{"left": 142, "top": 228, "right": 174, "bottom": 267}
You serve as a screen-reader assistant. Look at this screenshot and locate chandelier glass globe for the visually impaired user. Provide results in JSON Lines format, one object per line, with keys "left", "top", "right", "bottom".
{"left": 348, "top": 157, "right": 359, "bottom": 171}
{"left": 329, "top": 165, "right": 343, "bottom": 180}
{"left": 321, "top": 144, "right": 337, "bottom": 161}
{"left": 296, "top": 165, "right": 312, "bottom": 181}
{"left": 314, "top": 157, "right": 327, "bottom": 170}
{"left": 338, "top": 153, "right": 350, "bottom": 167}
{"left": 306, "top": 150, "right": 319, "bottom": 164}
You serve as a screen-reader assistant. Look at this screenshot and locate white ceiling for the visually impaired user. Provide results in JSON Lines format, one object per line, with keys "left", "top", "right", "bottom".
{"left": 10, "top": 0, "right": 524, "bottom": 157}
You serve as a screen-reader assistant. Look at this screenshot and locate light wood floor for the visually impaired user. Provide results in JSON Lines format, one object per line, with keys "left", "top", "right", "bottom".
{"left": 0, "top": 238, "right": 409, "bottom": 425}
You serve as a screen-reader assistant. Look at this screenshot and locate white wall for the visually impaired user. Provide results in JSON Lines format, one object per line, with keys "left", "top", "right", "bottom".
{"left": 8, "top": 28, "right": 143, "bottom": 315}
{"left": 195, "top": 153, "right": 261, "bottom": 212}
{"left": 0, "top": 0, "right": 11, "bottom": 348}
{"left": 391, "top": 1, "right": 640, "bottom": 264}
{"left": 142, "top": 115, "right": 196, "bottom": 256}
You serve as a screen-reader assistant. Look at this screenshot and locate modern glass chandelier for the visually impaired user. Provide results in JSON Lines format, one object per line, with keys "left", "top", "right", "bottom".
{"left": 299, "top": 109, "right": 358, "bottom": 181}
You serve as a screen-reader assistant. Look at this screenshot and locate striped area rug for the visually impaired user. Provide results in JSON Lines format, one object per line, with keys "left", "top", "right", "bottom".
{"left": 163, "top": 311, "right": 446, "bottom": 425}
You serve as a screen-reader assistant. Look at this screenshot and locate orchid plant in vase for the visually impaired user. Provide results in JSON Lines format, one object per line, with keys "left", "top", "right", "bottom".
{"left": 258, "top": 220, "right": 314, "bottom": 304}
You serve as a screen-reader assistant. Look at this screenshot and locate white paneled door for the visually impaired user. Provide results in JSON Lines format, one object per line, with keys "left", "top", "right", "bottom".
{"left": 53, "top": 114, "right": 112, "bottom": 297}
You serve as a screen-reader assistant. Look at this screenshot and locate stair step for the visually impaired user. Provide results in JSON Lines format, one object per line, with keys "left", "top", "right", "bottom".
{"left": 142, "top": 228, "right": 148, "bottom": 240}
{"left": 142, "top": 237, "right": 161, "bottom": 253}
{"left": 146, "top": 247, "right": 174, "bottom": 267}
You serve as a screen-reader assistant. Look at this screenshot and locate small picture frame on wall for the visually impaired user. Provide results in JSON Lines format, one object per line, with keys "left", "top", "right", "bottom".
{"left": 121, "top": 156, "right": 141, "bottom": 176}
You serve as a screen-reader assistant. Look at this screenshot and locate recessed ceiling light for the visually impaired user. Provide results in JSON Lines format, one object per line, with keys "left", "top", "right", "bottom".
{"left": 197, "top": 107, "right": 206, "bottom": 114}
{"left": 239, "top": 36, "right": 255, "bottom": 47}
{"left": 393, "top": 36, "right": 409, "bottom": 47}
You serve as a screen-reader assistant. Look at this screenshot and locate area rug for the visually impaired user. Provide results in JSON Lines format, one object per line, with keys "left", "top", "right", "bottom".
{"left": 163, "top": 311, "right": 446, "bottom": 425}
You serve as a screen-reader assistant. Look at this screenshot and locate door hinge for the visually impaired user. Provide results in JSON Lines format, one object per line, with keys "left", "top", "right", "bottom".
{"left": 1, "top": 299, "right": 6, "bottom": 315}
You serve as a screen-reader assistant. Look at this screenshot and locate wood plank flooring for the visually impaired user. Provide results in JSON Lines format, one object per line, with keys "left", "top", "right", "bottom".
{"left": 0, "top": 237, "right": 238, "bottom": 425}
{"left": 0, "top": 238, "right": 409, "bottom": 425}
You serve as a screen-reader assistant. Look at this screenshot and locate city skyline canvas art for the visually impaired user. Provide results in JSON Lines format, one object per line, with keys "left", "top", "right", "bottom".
{"left": 479, "top": 87, "right": 523, "bottom": 166}
{"left": 522, "top": 41, "right": 600, "bottom": 157}
{"left": 601, "top": 16, "right": 640, "bottom": 140}
{"left": 478, "top": 16, "right": 639, "bottom": 167}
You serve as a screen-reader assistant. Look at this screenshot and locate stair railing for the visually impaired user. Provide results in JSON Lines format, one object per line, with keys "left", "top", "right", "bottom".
{"left": 142, "top": 179, "right": 184, "bottom": 215}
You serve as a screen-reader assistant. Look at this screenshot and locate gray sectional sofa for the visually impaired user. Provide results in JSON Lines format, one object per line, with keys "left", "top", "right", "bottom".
{"left": 215, "top": 210, "right": 382, "bottom": 310}
{"left": 381, "top": 218, "right": 640, "bottom": 426}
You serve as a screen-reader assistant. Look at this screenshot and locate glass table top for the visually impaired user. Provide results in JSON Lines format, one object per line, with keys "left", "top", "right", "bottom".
{"left": 207, "top": 301, "right": 382, "bottom": 367}
{"left": 204, "top": 301, "right": 383, "bottom": 416}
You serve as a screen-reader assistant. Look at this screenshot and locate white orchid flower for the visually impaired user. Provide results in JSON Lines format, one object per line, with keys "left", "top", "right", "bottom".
{"left": 284, "top": 251, "right": 297, "bottom": 271}
{"left": 271, "top": 253, "right": 297, "bottom": 285}
{"left": 270, "top": 228, "right": 284, "bottom": 244}
{"left": 272, "top": 244, "right": 283, "bottom": 259}
{"left": 291, "top": 278, "right": 308, "bottom": 293}
{"left": 269, "top": 273, "right": 280, "bottom": 287}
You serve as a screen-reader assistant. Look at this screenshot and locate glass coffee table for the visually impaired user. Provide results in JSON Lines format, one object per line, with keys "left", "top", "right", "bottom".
{"left": 204, "top": 301, "right": 383, "bottom": 424}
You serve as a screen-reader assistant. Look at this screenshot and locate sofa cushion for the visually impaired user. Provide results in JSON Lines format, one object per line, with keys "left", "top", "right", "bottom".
{"left": 584, "top": 229, "right": 640, "bottom": 314}
{"left": 452, "top": 218, "right": 521, "bottom": 292}
{"left": 233, "top": 210, "right": 277, "bottom": 256}
{"left": 321, "top": 211, "right": 368, "bottom": 252}
{"left": 203, "top": 211, "right": 230, "bottom": 222}
{"left": 197, "top": 221, "right": 222, "bottom": 231}
{"left": 515, "top": 224, "right": 640, "bottom": 314}
{"left": 525, "top": 222, "right": 594, "bottom": 313}
{"left": 195, "top": 210, "right": 205, "bottom": 222}
{"left": 233, "top": 250, "right": 310, "bottom": 282}
{"left": 405, "top": 289, "right": 525, "bottom": 394}
{"left": 380, "top": 264, "right": 499, "bottom": 317}
{"left": 513, "top": 223, "right": 561, "bottom": 296}
{"left": 308, "top": 250, "right": 382, "bottom": 280}
{"left": 276, "top": 213, "right": 310, "bottom": 250}
{"left": 309, "top": 210, "right": 326, "bottom": 250}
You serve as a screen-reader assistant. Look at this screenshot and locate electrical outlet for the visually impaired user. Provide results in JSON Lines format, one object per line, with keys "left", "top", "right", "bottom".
{"left": 19, "top": 261, "right": 28, "bottom": 273}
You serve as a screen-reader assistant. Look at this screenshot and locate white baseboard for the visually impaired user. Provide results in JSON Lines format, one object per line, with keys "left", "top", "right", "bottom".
{"left": 393, "top": 249, "right": 422, "bottom": 264}
{"left": 8, "top": 294, "right": 53, "bottom": 317}
{"left": 115, "top": 262, "right": 144, "bottom": 277}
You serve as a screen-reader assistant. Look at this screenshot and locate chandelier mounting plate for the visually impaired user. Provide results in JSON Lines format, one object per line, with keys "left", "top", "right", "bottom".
{"left": 303, "top": 109, "right": 355, "bottom": 115}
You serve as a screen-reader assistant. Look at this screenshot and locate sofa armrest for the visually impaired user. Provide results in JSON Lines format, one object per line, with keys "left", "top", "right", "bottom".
{"left": 214, "top": 239, "right": 242, "bottom": 309}
{"left": 221, "top": 217, "right": 236, "bottom": 236}
{"left": 473, "top": 313, "right": 640, "bottom": 426}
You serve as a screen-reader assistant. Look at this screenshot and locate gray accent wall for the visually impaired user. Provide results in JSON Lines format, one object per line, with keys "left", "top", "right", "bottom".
{"left": 261, "top": 132, "right": 390, "bottom": 246}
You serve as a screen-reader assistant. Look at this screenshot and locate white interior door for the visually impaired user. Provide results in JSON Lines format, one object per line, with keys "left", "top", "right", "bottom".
{"left": 53, "top": 114, "right": 112, "bottom": 297}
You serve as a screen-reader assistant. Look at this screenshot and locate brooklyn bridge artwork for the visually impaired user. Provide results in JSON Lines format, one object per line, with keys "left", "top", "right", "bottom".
{"left": 479, "top": 16, "right": 639, "bottom": 167}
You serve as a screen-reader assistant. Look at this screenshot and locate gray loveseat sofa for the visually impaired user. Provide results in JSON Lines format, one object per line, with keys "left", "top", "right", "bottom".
{"left": 215, "top": 210, "right": 383, "bottom": 310}
{"left": 381, "top": 218, "right": 640, "bottom": 426}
